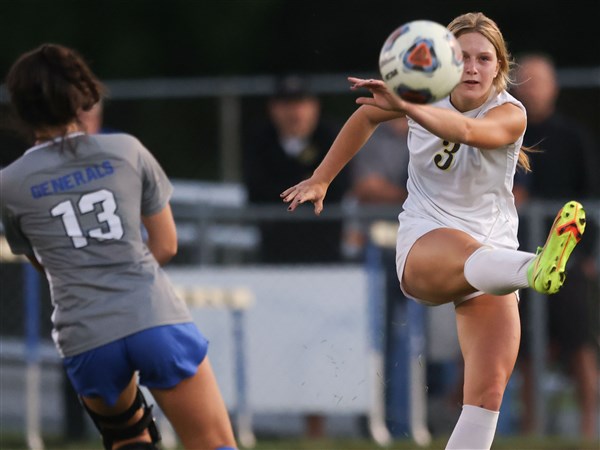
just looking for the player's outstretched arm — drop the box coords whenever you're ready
[352,78,526,149]
[282,80,402,215]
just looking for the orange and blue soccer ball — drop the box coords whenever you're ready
[379,20,464,104]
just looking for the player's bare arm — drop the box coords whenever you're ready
[281,100,398,215]
[142,203,177,265]
[354,77,526,149]
[400,101,526,149]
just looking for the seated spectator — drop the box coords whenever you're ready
[511,53,599,439]
[243,74,349,264]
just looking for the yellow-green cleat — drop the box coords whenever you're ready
[527,201,586,294]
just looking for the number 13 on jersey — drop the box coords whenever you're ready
[50,189,124,248]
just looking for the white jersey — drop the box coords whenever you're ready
[401,90,526,250]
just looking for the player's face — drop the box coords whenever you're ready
[453,32,499,109]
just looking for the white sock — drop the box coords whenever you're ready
[463,246,535,295]
[446,404,499,450]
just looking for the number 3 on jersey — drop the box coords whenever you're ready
[433,140,460,170]
[50,189,124,248]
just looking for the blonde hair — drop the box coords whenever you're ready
[448,12,531,172]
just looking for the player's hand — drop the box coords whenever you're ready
[348,77,408,112]
[280,178,328,215]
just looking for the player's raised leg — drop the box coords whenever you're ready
[527,200,586,294]
[461,201,586,297]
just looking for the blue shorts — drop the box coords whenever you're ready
[63,323,208,406]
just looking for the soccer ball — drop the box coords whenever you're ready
[379,20,464,104]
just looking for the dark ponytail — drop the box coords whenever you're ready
[5,43,106,133]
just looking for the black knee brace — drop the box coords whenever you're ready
[82,388,162,450]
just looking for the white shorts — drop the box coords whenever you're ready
[394,211,485,307]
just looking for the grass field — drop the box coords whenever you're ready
[1,435,598,450]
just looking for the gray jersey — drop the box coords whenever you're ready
[1,132,192,357]
[351,121,409,190]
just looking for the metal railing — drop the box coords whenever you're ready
[2,69,599,181]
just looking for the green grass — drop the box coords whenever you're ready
[1,435,598,450]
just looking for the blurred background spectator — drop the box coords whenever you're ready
[350,117,409,206]
[242,74,350,438]
[344,117,410,260]
[242,74,349,265]
[348,117,410,435]
[511,53,600,440]
[345,117,410,257]
[348,117,462,436]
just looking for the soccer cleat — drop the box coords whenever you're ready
[527,201,586,294]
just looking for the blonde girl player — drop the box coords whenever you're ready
[1,44,237,450]
[281,12,586,450]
